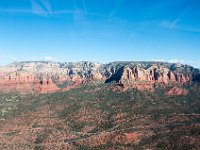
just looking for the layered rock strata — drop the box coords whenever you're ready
[0,61,199,93]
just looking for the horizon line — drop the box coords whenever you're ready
[1,60,199,68]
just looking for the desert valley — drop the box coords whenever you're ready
[0,61,199,149]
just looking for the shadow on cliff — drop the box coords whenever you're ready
[193,73,200,82]
[105,67,124,83]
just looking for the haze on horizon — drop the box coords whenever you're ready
[0,0,200,68]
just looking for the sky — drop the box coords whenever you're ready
[0,0,200,68]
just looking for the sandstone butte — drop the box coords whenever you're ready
[0,61,199,95]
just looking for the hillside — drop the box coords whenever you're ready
[0,84,199,149]
[0,61,199,149]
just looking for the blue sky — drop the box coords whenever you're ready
[0,0,200,67]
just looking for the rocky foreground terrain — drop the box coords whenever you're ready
[0,61,199,94]
[0,61,200,149]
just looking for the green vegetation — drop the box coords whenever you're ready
[0,84,199,149]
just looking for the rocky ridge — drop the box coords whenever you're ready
[0,61,199,93]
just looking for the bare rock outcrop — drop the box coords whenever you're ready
[0,61,199,94]
[104,62,198,88]
[166,87,188,96]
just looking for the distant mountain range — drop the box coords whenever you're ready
[0,61,199,93]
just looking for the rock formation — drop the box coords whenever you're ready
[0,61,199,93]
[166,87,188,96]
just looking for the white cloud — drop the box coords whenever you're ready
[168,59,184,64]
[160,20,200,33]
[159,7,200,33]
[31,0,49,17]
[151,59,165,62]
[167,59,200,68]
[169,18,180,29]
[186,61,200,68]
[44,56,57,61]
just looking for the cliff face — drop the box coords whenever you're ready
[104,62,200,85]
[0,61,199,93]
